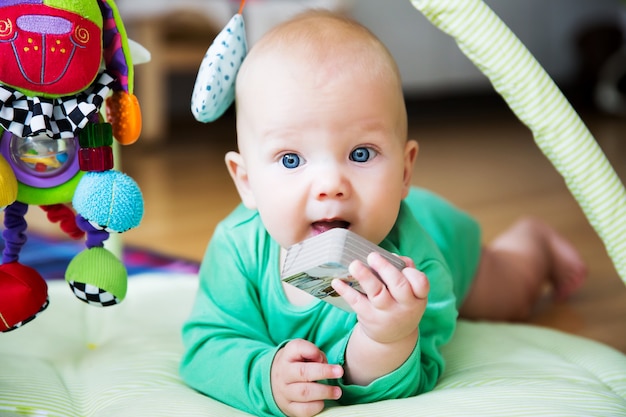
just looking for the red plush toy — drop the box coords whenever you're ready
[0,0,144,332]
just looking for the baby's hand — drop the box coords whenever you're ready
[333,252,429,344]
[271,339,343,417]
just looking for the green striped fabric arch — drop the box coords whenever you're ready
[411,0,626,284]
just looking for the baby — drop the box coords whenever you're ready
[180,10,587,417]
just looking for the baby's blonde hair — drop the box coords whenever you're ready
[236,9,404,104]
[234,10,408,144]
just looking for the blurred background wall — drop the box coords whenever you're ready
[353,0,623,95]
[116,0,626,143]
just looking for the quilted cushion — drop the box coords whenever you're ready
[0,274,624,416]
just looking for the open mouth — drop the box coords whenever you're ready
[311,220,350,235]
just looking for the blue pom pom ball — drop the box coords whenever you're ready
[73,171,144,232]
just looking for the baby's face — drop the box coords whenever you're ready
[235,54,416,248]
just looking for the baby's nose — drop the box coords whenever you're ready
[314,168,350,200]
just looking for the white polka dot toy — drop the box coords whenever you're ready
[191,8,247,123]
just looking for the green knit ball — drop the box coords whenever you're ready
[66,247,127,305]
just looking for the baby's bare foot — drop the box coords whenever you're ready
[497,217,587,304]
[459,217,587,321]
[542,224,588,301]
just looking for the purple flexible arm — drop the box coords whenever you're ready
[99,0,129,93]
[2,201,28,263]
[76,215,109,249]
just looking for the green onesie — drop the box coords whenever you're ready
[180,187,481,416]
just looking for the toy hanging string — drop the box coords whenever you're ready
[239,0,246,15]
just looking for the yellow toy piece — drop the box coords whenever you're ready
[0,155,17,208]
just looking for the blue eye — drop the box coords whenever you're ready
[350,147,375,163]
[281,153,302,169]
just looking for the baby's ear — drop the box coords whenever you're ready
[225,151,257,209]
[402,140,419,197]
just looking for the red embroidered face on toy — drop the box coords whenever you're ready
[0,1,103,97]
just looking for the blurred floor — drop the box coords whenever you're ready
[25,93,626,353]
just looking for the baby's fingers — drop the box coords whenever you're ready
[333,259,391,311]
[367,252,429,303]
[331,276,369,312]
[349,257,388,300]
[273,340,343,416]
[402,267,430,299]
[282,382,341,417]
[285,381,342,403]
[282,362,342,416]
[397,255,416,269]
[289,361,343,384]
[282,339,327,364]
[278,340,344,383]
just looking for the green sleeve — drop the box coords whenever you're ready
[179,221,285,417]
[404,187,481,305]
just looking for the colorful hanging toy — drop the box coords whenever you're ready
[0,0,144,332]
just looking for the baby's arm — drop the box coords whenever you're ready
[181,224,289,417]
[332,253,429,385]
